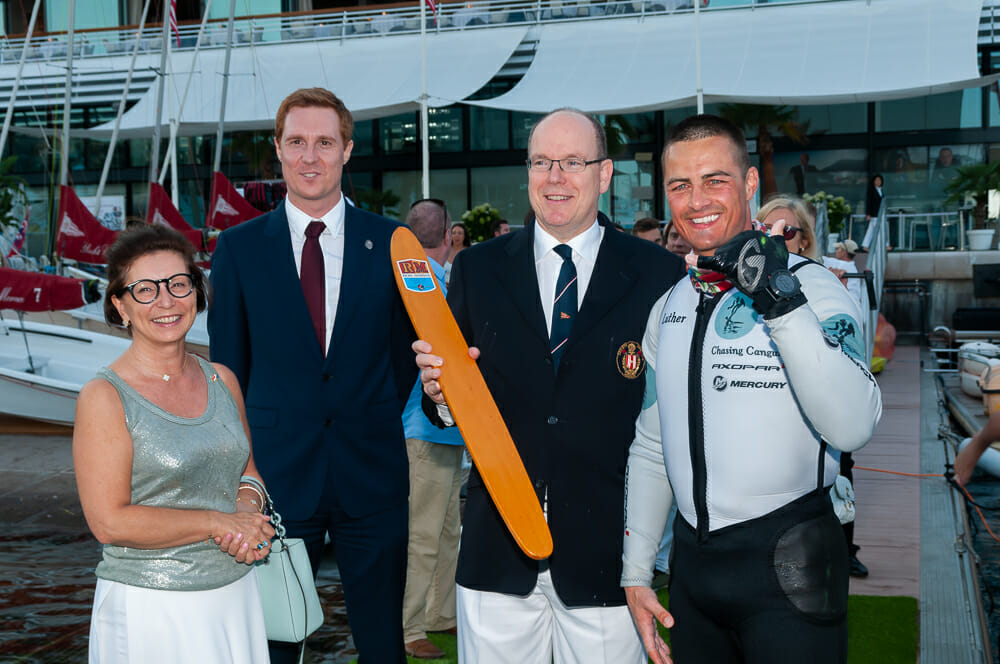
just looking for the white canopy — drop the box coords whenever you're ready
[86,27,528,137]
[468,0,989,114]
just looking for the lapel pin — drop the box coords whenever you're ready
[365,239,374,250]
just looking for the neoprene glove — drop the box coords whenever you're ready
[697,229,807,319]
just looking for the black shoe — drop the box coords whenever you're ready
[849,555,869,578]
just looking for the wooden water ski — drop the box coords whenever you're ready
[391,226,553,560]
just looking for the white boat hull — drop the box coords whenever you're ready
[0,319,132,425]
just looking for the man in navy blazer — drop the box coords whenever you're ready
[417,109,686,663]
[209,88,415,664]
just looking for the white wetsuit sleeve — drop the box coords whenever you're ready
[621,289,674,588]
[767,262,882,453]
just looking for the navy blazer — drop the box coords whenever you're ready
[208,203,416,521]
[435,218,685,607]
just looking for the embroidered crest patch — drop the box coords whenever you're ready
[395,259,436,293]
[616,341,645,379]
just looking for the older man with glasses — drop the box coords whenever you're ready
[414,108,685,663]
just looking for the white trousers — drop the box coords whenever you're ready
[456,569,645,664]
[89,571,270,663]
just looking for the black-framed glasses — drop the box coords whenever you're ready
[526,157,606,173]
[121,273,194,304]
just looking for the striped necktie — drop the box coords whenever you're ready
[550,244,577,370]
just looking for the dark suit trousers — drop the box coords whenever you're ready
[268,479,409,664]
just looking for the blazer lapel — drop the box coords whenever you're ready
[500,222,549,347]
[264,207,326,359]
[570,221,641,345]
[328,204,374,362]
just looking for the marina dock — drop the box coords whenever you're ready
[0,344,991,662]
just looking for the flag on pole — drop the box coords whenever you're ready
[55,186,118,264]
[206,171,264,231]
[170,0,181,47]
[425,0,438,25]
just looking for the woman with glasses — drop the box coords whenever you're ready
[756,195,821,260]
[74,224,273,663]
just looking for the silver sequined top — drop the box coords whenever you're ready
[94,356,253,591]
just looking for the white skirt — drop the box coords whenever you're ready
[89,570,270,663]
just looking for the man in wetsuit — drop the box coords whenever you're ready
[620,114,882,664]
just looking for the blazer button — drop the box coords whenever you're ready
[547,415,558,425]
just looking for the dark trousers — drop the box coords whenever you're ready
[669,492,849,664]
[268,480,409,664]
[840,452,860,556]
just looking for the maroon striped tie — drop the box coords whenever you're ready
[301,221,326,352]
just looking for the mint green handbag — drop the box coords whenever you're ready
[255,496,324,644]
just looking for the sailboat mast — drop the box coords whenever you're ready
[213,0,238,173]
[0,0,42,159]
[95,0,154,210]
[150,0,172,182]
[59,1,76,188]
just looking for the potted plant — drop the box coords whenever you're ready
[461,203,501,244]
[944,161,1000,250]
[803,191,851,252]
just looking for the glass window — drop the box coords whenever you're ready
[609,155,656,225]
[470,107,510,151]
[352,120,374,157]
[876,89,982,131]
[795,103,867,134]
[928,144,985,202]
[381,113,418,155]
[207,0,281,19]
[83,139,126,171]
[382,169,467,222]
[428,106,463,152]
[470,165,529,226]
[873,146,931,212]
[343,171,373,205]
[8,133,48,173]
[511,112,544,151]
[46,0,118,31]
[605,113,657,151]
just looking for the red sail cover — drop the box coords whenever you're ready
[206,171,262,230]
[146,181,205,251]
[55,185,117,264]
[0,267,91,312]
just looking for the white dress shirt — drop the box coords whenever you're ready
[285,196,346,352]
[437,218,605,426]
[533,218,604,336]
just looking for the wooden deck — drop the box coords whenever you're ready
[850,344,922,598]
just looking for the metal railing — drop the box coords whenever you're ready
[0,0,849,64]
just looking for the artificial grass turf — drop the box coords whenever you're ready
[361,591,919,664]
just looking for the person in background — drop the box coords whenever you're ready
[955,411,1000,486]
[209,87,417,664]
[860,174,884,252]
[445,222,472,285]
[75,224,273,663]
[790,152,817,196]
[492,218,512,237]
[756,195,820,260]
[401,199,466,660]
[662,220,693,257]
[632,217,663,243]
